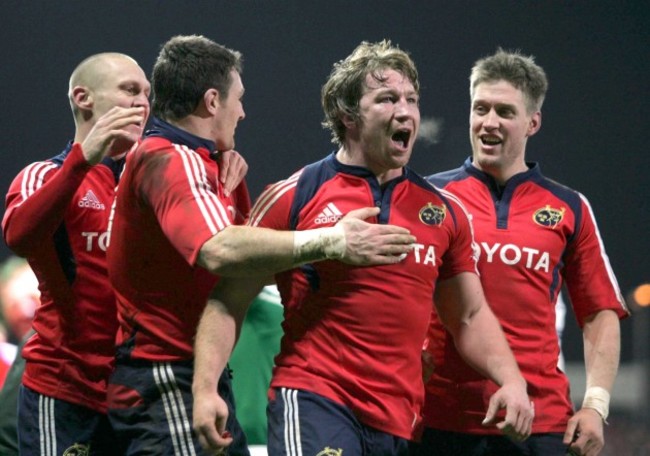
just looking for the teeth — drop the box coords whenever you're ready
[482,137,501,145]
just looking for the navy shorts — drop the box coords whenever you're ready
[108,358,249,456]
[18,384,116,456]
[267,387,408,456]
[409,427,569,456]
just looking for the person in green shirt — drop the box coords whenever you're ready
[229,285,283,445]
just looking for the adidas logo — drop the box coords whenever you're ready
[314,202,343,225]
[78,190,106,210]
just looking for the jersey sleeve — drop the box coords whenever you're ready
[230,179,252,225]
[437,189,480,281]
[247,173,300,230]
[563,193,629,326]
[2,144,91,256]
[136,145,234,266]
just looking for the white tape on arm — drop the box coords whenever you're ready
[582,386,610,423]
[293,224,346,261]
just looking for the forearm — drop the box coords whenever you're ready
[197,224,345,276]
[192,300,237,396]
[453,304,524,387]
[581,310,621,419]
[435,273,524,387]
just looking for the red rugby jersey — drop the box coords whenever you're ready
[422,158,629,434]
[106,118,250,362]
[2,143,122,412]
[249,153,478,440]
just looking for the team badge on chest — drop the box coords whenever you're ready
[419,203,446,226]
[533,205,565,228]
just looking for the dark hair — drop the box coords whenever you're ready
[152,35,243,120]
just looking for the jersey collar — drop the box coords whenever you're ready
[145,117,216,155]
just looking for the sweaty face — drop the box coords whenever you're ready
[91,57,151,140]
[469,80,540,182]
[214,70,245,152]
[352,69,420,181]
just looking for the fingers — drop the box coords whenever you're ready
[483,394,533,442]
[217,150,249,196]
[564,410,605,456]
[82,106,146,164]
[563,417,579,445]
[336,207,417,265]
[481,401,498,427]
[192,394,233,452]
[196,425,233,453]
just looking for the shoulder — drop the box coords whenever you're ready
[426,165,468,188]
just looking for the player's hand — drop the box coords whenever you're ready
[482,380,534,441]
[192,391,233,453]
[337,207,415,265]
[217,150,248,197]
[563,408,605,456]
[81,106,146,165]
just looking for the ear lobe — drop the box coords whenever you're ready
[341,113,356,130]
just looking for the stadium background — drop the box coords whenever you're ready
[1,1,648,451]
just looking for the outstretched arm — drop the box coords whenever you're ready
[197,206,416,276]
[435,272,533,441]
[192,276,268,452]
[563,309,620,456]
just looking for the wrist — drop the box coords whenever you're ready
[293,224,346,261]
[582,386,610,423]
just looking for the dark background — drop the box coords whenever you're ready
[1,2,647,363]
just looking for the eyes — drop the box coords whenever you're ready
[473,104,516,118]
[121,83,150,98]
[378,94,419,106]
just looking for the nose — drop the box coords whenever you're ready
[135,93,150,109]
[483,108,499,129]
[395,97,416,120]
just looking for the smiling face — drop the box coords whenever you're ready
[344,68,420,182]
[470,80,541,183]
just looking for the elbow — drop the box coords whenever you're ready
[3,228,32,257]
[197,240,239,276]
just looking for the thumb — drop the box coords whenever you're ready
[343,206,380,221]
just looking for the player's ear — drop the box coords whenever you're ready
[203,88,220,115]
[341,113,356,130]
[527,111,542,137]
[71,86,93,110]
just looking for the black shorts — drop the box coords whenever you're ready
[409,427,568,456]
[267,387,409,456]
[108,359,249,456]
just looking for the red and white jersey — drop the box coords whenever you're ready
[422,158,629,434]
[2,143,122,413]
[106,118,250,362]
[249,153,478,440]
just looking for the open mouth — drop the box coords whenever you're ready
[481,135,502,146]
[392,129,412,148]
